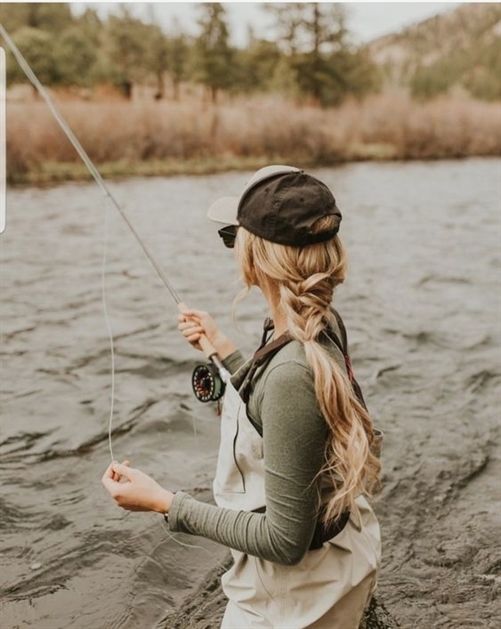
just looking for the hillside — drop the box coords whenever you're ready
[366,3,501,99]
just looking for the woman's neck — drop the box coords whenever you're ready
[261,281,288,338]
[269,302,288,338]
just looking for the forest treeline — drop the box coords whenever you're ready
[0,2,382,106]
[2,3,500,183]
[2,3,500,105]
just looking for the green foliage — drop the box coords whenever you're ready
[167,27,189,99]
[145,23,170,98]
[53,27,98,86]
[464,47,501,102]
[29,3,73,32]
[0,3,73,33]
[233,38,282,93]
[380,4,501,101]
[292,53,345,105]
[341,49,383,98]
[265,2,380,106]
[191,3,235,101]
[409,65,450,100]
[0,4,34,32]
[1,0,493,107]
[75,8,103,48]
[410,34,501,101]
[6,26,57,85]
[268,56,302,100]
[104,10,150,97]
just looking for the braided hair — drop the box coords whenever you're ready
[232,215,381,527]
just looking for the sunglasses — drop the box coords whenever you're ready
[217,224,239,249]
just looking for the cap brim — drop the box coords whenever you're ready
[207,196,239,226]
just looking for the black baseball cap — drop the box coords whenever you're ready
[207,164,342,247]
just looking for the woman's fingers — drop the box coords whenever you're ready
[181,328,203,340]
[112,462,134,480]
[178,321,203,334]
[102,462,118,491]
[107,461,133,482]
[177,313,202,326]
[183,329,204,340]
[103,461,115,479]
[104,460,125,482]
[180,308,208,319]
[177,308,211,351]
[178,318,200,326]
[178,320,204,347]
[101,460,135,498]
[115,459,130,482]
[177,312,201,322]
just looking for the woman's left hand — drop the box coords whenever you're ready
[101,460,174,513]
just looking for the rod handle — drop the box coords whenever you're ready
[178,301,218,360]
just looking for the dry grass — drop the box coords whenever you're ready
[6,91,501,183]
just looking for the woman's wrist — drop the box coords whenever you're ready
[154,488,175,514]
[213,334,237,360]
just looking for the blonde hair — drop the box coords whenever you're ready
[233,215,381,527]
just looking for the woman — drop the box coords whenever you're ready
[102,164,383,628]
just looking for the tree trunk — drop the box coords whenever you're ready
[311,3,322,106]
[121,80,133,100]
[155,72,164,100]
[173,80,180,101]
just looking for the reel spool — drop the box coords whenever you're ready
[192,362,226,402]
[179,304,229,404]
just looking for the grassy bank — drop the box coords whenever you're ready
[7,92,501,184]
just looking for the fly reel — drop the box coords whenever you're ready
[192,362,226,402]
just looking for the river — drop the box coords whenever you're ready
[1,158,500,628]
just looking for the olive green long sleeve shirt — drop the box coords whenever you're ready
[167,324,348,566]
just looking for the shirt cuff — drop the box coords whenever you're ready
[167,489,192,532]
[221,349,246,375]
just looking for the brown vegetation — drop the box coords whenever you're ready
[7,91,501,184]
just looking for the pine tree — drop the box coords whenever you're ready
[167,18,188,101]
[105,8,149,99]
[264,2,377,106]
[192,3,234,103]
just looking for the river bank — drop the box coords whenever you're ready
[7,92,501,185]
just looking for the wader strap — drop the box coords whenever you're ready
[242,309,368,411]
[240,309,347,404]
[239,324,294,404]
[330,306,348,354]
[326,307,369,412]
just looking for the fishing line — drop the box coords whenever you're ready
[0,23,184,464]
[1,24,231,560]
[0,23,181,305]
[124,519,230,577]
[160,525,230,573]
[100,195,115,462]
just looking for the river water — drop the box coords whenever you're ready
[1,158,500,628]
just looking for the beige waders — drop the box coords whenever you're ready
[213,376,382,629]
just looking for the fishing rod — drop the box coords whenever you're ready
[0,24,230,402]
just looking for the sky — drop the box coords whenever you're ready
[72,1,463,45]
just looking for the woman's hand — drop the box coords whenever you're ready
[101,460,174,513]
[177,306,236,359]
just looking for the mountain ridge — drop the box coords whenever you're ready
[364,3,501,99]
